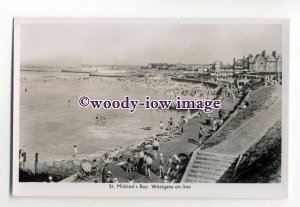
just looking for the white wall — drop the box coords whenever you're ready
[1,0,300,206]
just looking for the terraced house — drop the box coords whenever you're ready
[233,50,282,83]
[248,50,282,73]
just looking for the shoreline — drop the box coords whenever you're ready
[20,70,216,163]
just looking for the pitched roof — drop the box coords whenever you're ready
[276,55,282,61]
[266,55,276,62]
[252,54,266,63]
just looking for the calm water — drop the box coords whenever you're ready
[20,70,185,161]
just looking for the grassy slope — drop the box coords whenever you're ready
[233,119,281,183]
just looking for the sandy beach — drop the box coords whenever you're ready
[20,68,215,162]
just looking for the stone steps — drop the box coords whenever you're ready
[190,166,234,176]
[191,163,233,172]
[186,176,216,183]
[189,169,223,180]
[196,152,236,162]
[183,151,238,183]
[193,159,233,168]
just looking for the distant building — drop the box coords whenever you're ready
[233,50,282,83]
[233,50,282,73]
[220,64,234,78]
[212,61,233,78]
[148,63,170,70]
[248,50,282,73]
[233,56,249,74]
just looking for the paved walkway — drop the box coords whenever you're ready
[105,98,239,183]
[205,86,281,156]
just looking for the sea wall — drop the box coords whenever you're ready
[171,77,202,84]
[24,159,83,177]
[170,77,222,95]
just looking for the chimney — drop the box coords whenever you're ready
[272,51,277,58]
[262,50,266,58]
[248,54,253,61]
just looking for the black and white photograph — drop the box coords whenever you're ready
[12,19,288,197]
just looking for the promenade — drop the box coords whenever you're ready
[91,97,238,183]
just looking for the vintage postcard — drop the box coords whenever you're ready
[13,18,289,197]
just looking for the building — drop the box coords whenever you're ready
[233,57,249,74]
[248,50,282,73]
[233,50,282,83]
[148,63,170,70]
[212,61,234,78]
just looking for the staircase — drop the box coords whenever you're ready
[181,151,238,183]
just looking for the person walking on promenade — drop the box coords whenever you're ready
[126,156,133,174]
[138,150,145,172]
[146,155,153,179]
[169,117,173,131]
[19,149,24,170]
[159,121,164,133]
[179,117,184,134]
[102,163,109,183]
[212,118,218,132]
[206,114,211,125]
[133,154,139,171]
[218,109,224,119]
[167,156,173,175]
[21,145,27,170]
[152,138,160,159]
[106,171,113,183]
[73,145,78,157]
[159,153,165,178]
[143,154,148,175]
[198,126,205,146]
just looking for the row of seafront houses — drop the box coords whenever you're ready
[144,50,282,87]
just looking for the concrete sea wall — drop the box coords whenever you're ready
[24,159,83,177]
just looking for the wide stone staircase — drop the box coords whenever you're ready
[182,151,238,183]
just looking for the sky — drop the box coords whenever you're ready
[20,22,282,66]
